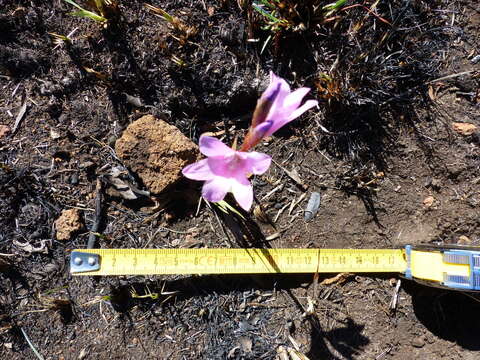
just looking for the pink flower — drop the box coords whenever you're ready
[241,72,318,151]
[182,136,271,211]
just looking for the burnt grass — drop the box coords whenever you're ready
[1,0,480,359]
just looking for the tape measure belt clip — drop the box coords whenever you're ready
[443,250,480,290]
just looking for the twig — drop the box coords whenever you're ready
[20,327,45,360]
[427,70,475,84]
[288,193,307,216]
[273,203,289,223]
[261,184,283,201]
[389,279,401,311]
[87,178,103,249]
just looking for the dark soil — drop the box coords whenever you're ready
[1,0,479,359]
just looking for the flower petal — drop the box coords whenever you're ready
[199,136,234,157]
[270,71,291,93]
[202,177,231,203]
[231,177,253,211]
[266,74,291,121]
[287,99,318,121]
[207,155,238,177]
[283,87,311,112]
[245,152,271,175]
[182,159,214,181]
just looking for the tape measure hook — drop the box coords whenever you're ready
[71,251,101,274]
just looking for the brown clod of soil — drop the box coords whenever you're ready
[115,115,199,194]
[452,122,478,136]
[0,125,11,138]
[55,209,84,241]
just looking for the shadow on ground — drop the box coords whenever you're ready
[405,281,480,351]
[105,274,370,359]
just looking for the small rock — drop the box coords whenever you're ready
[425,177,441,191]
[79,161,95,169]
[43,263,59,273]
[304,192,321,221]
[0,125,11,138]
[471,54,480,64]
[50,128,61,140]
[70,173,79,185]
[423,196,435,208]
[452,122,478,136]
[457,235,472,245]
[238,336,252,353]
[411,336,425,348]
[431,178,441,191]
[115,115,200,194]
[55,209,84,241]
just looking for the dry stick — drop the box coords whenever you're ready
[87,178,103,249]
[427,70,475,84]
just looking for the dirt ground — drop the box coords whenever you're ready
[1,0,479,359]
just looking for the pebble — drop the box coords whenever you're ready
[238,336,252,353]
[70,173,79,185]
[43,263,59,273]
[457,235,471,245]
[304,192,321,221]
[452,122,478,136]
[50,128,61,140]
[0,125,11,138]
[411,336,425,348]
[471,54,480,64]
[423,196,435,208]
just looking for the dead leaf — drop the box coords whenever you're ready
[13,239,49,254]
[104,166,150,200]
[428,85,436,101]
[253,204,271,224]
[82,66,109,82]
[320,272,353,285]
[452,122,478,136]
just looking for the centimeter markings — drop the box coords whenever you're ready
[72,248,407,276]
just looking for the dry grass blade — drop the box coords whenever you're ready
[20,328,45,360]
[12,98,27,134]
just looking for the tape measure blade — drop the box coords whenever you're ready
[71,248,407,276]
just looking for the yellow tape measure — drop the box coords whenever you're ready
[70,246,480,291]
[71,248,406,276]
